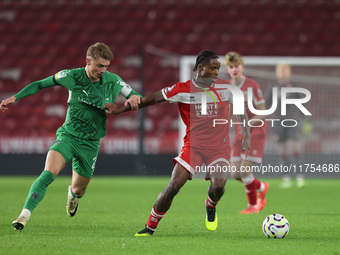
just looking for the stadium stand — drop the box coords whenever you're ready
[0,0,339,154]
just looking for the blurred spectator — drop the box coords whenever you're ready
[267,62,305,188]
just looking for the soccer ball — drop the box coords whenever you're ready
[262,213,289,238]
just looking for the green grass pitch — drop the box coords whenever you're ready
[0,177,339,255]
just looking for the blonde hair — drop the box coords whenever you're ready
[275,61,292,79]
[86,42,113,61]
[276,61,291,72]
[224,51,244,67]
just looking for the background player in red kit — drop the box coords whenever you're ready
[105,50,251,235]
[225,51,269,214]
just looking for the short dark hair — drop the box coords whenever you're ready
[86,42,113,61]
[193,50,219,71]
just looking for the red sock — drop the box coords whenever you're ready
[292,152,300,163]
[244,177,261,206]
[253,178,261,190]
[205,196,220,209]
[146,206,166,230]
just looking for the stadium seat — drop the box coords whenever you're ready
[0,0,338,152]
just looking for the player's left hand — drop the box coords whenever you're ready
[0,96,16,112]
[125,95,141,110]
[104,103,122,115]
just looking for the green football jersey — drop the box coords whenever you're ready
[15,68,140,140]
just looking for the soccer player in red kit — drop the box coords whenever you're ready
[225,52,269,214]
[105,50,251,235]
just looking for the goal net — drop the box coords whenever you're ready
[179,56,340,178]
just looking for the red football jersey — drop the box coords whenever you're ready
[230,77,267,135]
[162,79,233,150]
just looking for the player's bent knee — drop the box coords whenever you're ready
[212,176,227,191]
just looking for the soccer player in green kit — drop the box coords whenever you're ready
[0,42,141,231]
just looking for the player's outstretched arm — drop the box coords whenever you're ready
[105,90,165,115]
[0,96,16,112]
[1,77,57,112]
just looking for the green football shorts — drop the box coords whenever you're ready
[49,128,100,178]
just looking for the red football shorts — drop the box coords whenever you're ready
[173,145,231,179]
[231,127,266,164]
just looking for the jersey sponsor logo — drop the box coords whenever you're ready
[55,70,70,80]
[77,97,103,110]
[195,103,219,117]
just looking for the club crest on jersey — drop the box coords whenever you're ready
[218,92,226,101]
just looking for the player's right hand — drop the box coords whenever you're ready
[0,96,16,112]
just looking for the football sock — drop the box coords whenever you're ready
[258,182,265,192]
[18,208,31,221]
[69,186,85,199]
[205,196,220,209]
[146,206,166,230]
[23,170,55,212]
[242,174,261,206]
[69,186,76,199]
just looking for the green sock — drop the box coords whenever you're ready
[69,186,85,199]
[23,170,55,212]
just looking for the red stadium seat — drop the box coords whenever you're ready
[0,0,338,141]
